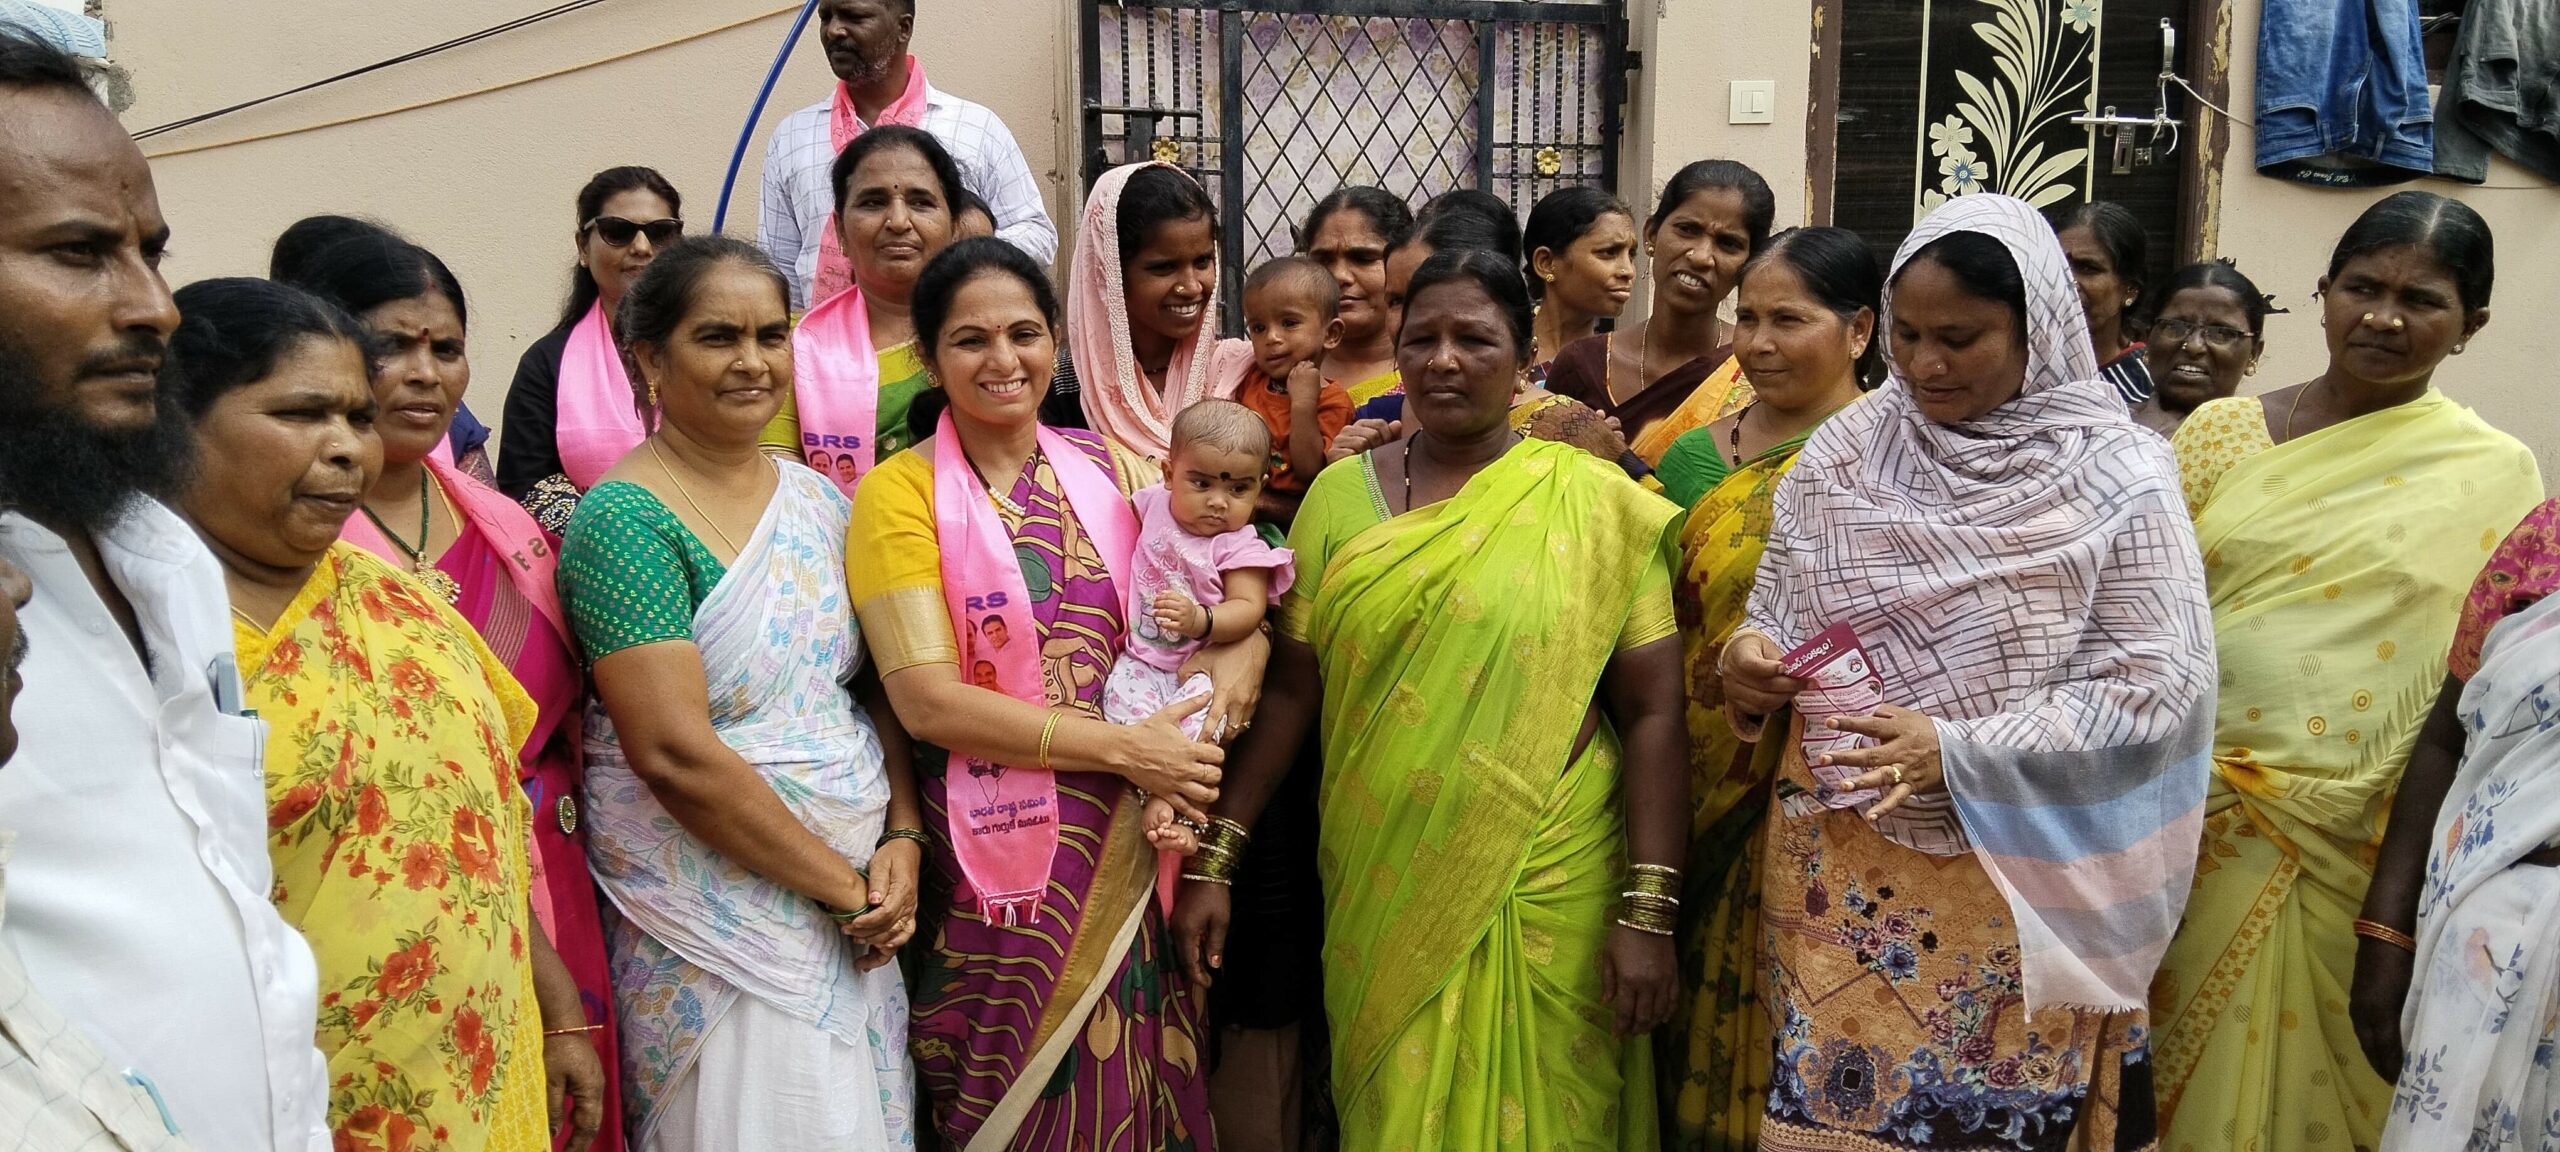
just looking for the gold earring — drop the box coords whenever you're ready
[1541,270,1556,282]
[647,381,660,407]
[2453,342,2467,354]
[2244,363,2258,376]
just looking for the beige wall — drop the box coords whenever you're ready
[1621,0,1816,319]
[105,0,1072,425]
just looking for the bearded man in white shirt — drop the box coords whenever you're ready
[0,31,331,1152]
[757,0,1057,310]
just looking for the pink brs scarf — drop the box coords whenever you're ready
[932,410,1137,924]
[552,301,646,490]
[789,286,882,498]
[813,57,931,305]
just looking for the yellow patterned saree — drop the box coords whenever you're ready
[1282,438,1680,1151]
[1661,432,1809,1151]
[235,544,548,1152]
[2153,392,2543,1152]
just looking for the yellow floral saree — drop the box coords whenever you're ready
[235,543,548,1152]
[1660,430,1812,1151]
[2153,392,2543,1152]
[1283,437,1681,1150]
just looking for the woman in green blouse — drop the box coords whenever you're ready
[553,236,921,1147]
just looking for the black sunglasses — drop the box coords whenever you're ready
[583,216,683,247]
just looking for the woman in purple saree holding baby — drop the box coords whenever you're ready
[1719,194,2215,1152]
[848,237,1266,1150]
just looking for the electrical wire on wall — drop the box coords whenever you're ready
[134,0,613,141]
[137,3,803,161]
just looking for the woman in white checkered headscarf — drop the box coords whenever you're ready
[1721,193,2215,1151]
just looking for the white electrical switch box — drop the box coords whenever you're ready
[1729,80,1776,125]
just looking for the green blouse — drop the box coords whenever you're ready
[1653,424,1735,510]
[557,480,730,660]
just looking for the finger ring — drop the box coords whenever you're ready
[1888,765,1905,785]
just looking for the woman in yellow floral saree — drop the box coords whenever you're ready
[170,278,598,1152]
[2153,192,2544,1152]
[1175,250,1691,1151]
[1657,226,1881,1152]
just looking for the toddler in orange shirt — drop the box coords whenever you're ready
[1234,256,1354,525]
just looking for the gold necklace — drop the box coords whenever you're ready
[2283,379,2323,442]
[647,439,744,554]
[1609,323,1656,409]
[359,469,462,602]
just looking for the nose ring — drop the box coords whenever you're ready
[732,360,746,370]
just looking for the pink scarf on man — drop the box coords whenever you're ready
[813,57,932,305]
[790,286,882,499]
[552,302,647,490]
[1068,161,1255,460]
[932,410,1137,925]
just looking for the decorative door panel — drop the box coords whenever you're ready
[1832,0,2187,288]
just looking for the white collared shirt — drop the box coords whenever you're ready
[758,79,1059,310]
[0,506,330,1152]
[0,833,194,1151]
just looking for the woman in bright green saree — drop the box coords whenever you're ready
[1173,248,1691,1151]
[1653,227,1881,1151]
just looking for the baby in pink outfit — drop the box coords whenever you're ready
[1102,401,1296,900]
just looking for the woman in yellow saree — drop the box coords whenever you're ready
[2153,191,2545,1152]
[1175,249,1691,1150]
[168,278,602,1152]
[1656,226,1881,1151]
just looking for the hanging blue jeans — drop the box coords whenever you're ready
[2256,0,2436,185]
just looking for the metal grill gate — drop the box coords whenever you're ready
[1079,0,1627,328]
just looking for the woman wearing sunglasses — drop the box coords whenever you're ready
[498,166,686,531]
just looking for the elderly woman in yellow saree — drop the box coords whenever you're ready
[1175,248,1691,1150]
[1654,226,1880,1151]
[168,277,606,1152]
[2151,191,2545,1151]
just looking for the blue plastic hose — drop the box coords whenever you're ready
[712,0,823,233]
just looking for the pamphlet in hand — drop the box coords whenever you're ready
[1782,623,1885,812]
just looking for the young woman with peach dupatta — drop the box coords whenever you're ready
[1066,161,1256,462]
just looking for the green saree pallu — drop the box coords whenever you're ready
[1287,439,1681,1151]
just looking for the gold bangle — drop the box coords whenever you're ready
[1178,871,1234,887]
[543,1023,605,1037]
[1037,710,1062,771]
[1615,916,1676,937]
[2352,918,2418,953]
[1187,818,1253,884]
